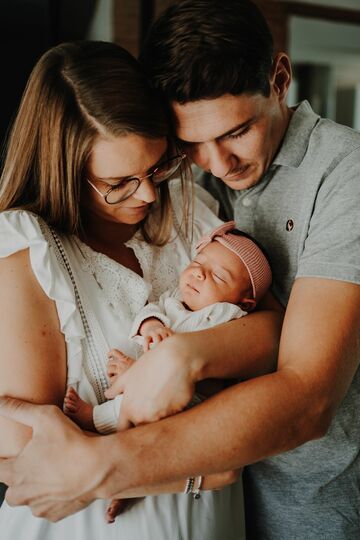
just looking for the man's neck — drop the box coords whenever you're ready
[272,104,294,163]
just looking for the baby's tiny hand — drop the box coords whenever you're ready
[142,325,174,352]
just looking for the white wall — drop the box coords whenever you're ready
[289,15,360,87]
[289,16,360,67]
[288,14,360,126]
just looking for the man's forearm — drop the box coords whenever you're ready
[176,308,283,383]
[93,368,325,500]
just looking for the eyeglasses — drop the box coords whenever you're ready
[87,153,186,205]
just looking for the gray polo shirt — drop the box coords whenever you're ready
[197,101,360,539]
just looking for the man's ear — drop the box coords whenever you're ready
[239,298,256,312]
[270,52,292,102]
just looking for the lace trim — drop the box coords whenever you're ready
[71,234,180,309]
[126,236,180,301]
[73,238,151,319]
[40,223,109,404]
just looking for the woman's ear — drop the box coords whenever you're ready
[239,298,256,312]
[270,52,292,102]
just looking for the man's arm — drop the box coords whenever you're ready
[105,291,283,415]
[101,276,360,488]
[1,277,358,521]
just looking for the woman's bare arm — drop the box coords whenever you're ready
[0,249,67,457]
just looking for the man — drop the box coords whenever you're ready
[1,1,360,538]
[139,3,360,537]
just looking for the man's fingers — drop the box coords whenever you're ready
[105,376,125,399]
[5,489,83,522]
[143,337,151,351]
[0,457,14,487]
[116,412,132,431]
[0,397,44,428]
[6,485,50,509]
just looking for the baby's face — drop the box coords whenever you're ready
[179,241,253,311]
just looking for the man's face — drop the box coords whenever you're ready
[172,90,290,191]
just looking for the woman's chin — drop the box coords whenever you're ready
[113,206,150,224]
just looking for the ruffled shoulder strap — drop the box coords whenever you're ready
[0,210,84,385]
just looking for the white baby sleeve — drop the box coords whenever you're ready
[93,395,123,434]
[129,289,173,338]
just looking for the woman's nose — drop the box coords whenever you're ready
[133,176,157,203]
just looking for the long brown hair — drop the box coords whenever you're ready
[0,41,190,244]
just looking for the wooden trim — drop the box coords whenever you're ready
[254,1,289,52]
[113,0,140,57]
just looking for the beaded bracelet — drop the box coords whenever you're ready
[184,476,203,499]
[184,477,195,494]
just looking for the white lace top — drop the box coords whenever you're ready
[0,182,222,405]
[0,182,246,540]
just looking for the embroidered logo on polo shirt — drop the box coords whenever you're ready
[286,219,294,232]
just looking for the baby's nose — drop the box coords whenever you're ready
[193,267,205,280]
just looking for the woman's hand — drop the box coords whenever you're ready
[105,334,198,429]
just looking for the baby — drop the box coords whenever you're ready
[130,220,271,352]
[64,221,272,519]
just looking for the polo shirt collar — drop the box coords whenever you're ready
[272,100,320,168]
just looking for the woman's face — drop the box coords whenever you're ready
[84,133,168,225]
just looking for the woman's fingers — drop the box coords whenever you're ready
[0,457,15,488]
[203,469,242,490]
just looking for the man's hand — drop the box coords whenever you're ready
[105,335,196,429]
[0,397,105,522]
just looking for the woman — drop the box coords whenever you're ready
[0,41,245,539]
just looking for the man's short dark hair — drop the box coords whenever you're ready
[141,0,274,103]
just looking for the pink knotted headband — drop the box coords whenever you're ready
[196,221,272,303]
